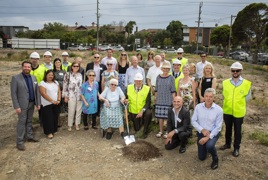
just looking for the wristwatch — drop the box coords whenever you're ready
[142,108,146,112]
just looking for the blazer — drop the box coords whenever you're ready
[167,106,192,133]
[11,73,41,110]
[85,62,107,82]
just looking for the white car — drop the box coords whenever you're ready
[112,46,124,51]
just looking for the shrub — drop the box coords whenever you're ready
[249,131,268,146]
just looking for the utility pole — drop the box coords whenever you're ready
[96,0,100,52]
[196,2,203,54]
[227,15,236,58]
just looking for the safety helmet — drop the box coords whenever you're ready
[173,59,181,65]
[177,48,184,53]
[62,51,69,56]
[30,52,40,59]
[44,51,52,57]
[230,62,243,70]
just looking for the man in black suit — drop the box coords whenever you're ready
[11,61,41,151]
[165,96,192,153]
[85,53,107,115]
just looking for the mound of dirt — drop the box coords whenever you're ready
[122,140,162,162]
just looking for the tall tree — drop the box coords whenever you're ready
[166,20,183,46]
[210,25,230,57]
[125,21,136,38]
[43,22,67,32]
[232,3,268,63]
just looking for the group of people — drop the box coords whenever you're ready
[11,48,251,170]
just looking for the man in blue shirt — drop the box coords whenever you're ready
[191,88,223,170]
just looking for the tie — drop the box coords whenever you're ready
[175,74,178,78]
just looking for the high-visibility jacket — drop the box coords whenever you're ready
[30,65,46,84]
[62,62,72,71]
[222,79,251,118]
[127,84,150,114]
[174,73,184,92]
[40,63,53,71]
[172,57,188,72]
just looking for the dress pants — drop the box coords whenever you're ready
[196,132,219,161]
[223,114,244,150]
[129,109,152,135]
[17,102,34,145]
[165,131,191,150]
[42,104,58,135]
[68,99,82,127]
[82,112,97,127]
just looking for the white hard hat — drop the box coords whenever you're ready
[173,59,181,65]
[177,48,184,53]
[62,51,69,56]
[230,62,243,70]
[44,51,52,57]
[30,52,40,59]
[134,73,143,80]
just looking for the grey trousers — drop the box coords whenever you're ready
[17,102,34,145]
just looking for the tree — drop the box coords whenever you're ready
[232,3,268,63]
[125,21,136,38]
[210,25,230,57]
[166,20,183,46]
[43,22,67,32]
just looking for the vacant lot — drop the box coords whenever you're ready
[0,50,267,180]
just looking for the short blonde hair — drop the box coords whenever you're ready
[202,63,215,77]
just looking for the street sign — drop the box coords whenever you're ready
[135,38,140,44]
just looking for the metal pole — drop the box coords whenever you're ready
[196,2,203,54]
[227,15,236,58]
[96,0,99,52]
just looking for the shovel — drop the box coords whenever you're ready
[122,103,135,145]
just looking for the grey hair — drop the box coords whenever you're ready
[86,70,95,76]
[109,78,118,85]
[204,88,216,95]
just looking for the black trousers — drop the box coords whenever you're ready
[165,131,192,150]
[223,114,244,150]
[82,112,97,127]
[41,104,58,135]
[129,109,152,135]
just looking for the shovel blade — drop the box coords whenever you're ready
[124,135,135,145]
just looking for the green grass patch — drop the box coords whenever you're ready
[249,131,268,146]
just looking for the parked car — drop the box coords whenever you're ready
[258,53,268,65]
[193,50,206,55]
[67,46,78,51]
[98,45,111,51]
[217,52,224,56]
[136,47,148,52]
[84,46,92,50]
[165,48,177,54]
[231,51,249,61]
[78,46,86,51]
[112,46,124,51]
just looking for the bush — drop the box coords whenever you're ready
[249,131,268,146]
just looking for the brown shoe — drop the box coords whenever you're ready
[17,144,25,151]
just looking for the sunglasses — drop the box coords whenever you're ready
[72,66,79,67]
[88,74,95,77]
[121,54,127,56]
[94,57,100,59]
[231,70,241,73]
[201,56,206,57]
[107,64,113,66]
[111,84,117,86]
[177,53,182,54]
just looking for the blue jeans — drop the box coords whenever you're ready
[196,132,219,161]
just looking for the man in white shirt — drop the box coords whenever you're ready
[125,56,145,87]
[101,48,117,70]
[196,53,211,80]
[147,55,163,94]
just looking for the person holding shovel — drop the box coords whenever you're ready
[125,73,152,139]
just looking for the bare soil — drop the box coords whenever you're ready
[0,50,267,180]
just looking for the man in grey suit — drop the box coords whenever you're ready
[165,96,192,153]
[11,61,41,151]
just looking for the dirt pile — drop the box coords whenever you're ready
[122,140,162,162]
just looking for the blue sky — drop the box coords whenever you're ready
[0,0,263,30]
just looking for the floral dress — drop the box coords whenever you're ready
[81,81,99,114]
[179,79,193,110]
[102,70,119,89]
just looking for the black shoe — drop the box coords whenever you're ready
[106,132,113,140]
[84,126,89,130]
[92,126,98,129]
[179,146,186,153]
[17,144,25,151]
[120,132,125,139]
[211,158,218,170]
[27,137,39,142]
[219,144,231,150]
[233,149,239,157]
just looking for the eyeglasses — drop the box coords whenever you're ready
[94,57,100,59]
[177,53,182,54]
[72,66,79,67]
[107,64,113,66]
[121,54,127,56]
[231,70,241,73]
[111,84,117,86]
[88,74,95,77]
[201,56,206,57]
